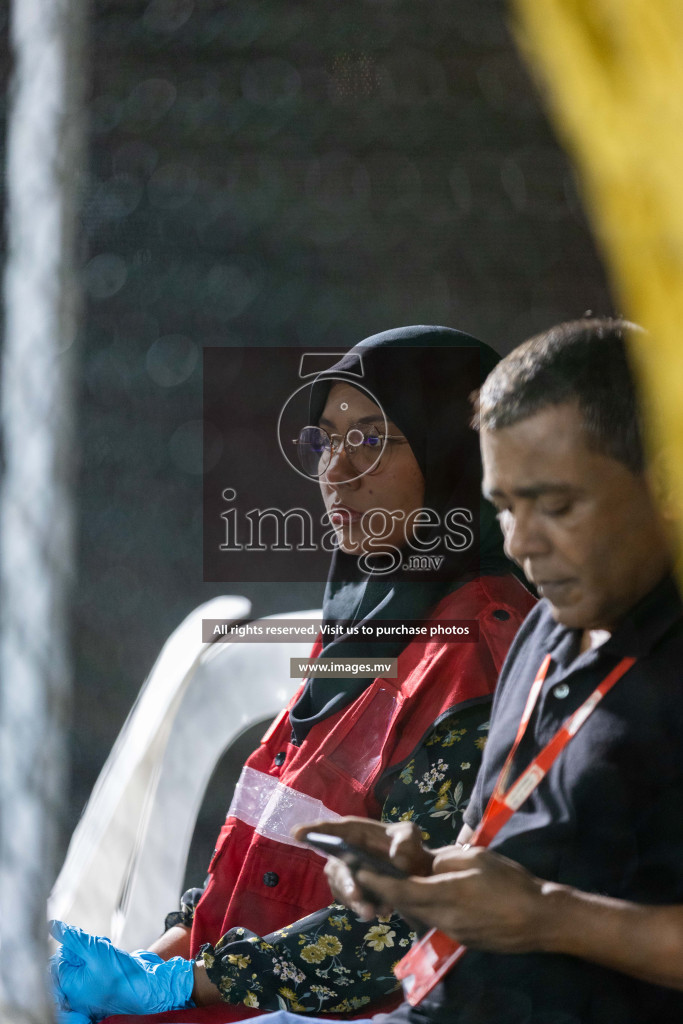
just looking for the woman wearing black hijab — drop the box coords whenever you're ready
[290,325,521,741]
[53,328,534,1024]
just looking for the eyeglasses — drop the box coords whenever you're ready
[292,424,408,479]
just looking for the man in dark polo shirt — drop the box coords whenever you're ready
[308,318,683,1023]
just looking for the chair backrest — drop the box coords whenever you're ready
[49,597,320,950]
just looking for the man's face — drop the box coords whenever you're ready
[481,402,671,632]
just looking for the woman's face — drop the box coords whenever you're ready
[318,383,425,555]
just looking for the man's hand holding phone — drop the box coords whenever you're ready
[292,818,434,921]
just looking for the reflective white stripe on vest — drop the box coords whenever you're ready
[227,766,343,849]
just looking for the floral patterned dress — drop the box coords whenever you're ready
[193,703,490,1015]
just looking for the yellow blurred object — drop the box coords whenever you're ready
[510,0,683,531]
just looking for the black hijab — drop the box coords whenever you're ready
[289,325,510,743]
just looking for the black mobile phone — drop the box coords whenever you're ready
[302,831,408,879]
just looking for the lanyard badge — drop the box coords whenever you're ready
[394,653,636,1005]
[393,929,467,1005]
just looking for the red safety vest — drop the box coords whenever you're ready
[105,576,534,1024]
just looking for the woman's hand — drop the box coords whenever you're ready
[292,818,434,920]
[49,920,195,1019]
[352,847,550,952]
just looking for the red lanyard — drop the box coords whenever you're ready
[471,653,635,847]
[394,652,636,1004]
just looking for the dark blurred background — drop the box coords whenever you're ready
[0,0,612,883]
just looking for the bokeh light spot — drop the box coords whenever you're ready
[146,334,198,387]
[144,0,194,34]
[85,254,128,299]
[170,419,222,475]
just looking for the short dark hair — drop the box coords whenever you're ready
[473,318,645,473]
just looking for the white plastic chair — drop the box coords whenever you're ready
[49,597,321,950]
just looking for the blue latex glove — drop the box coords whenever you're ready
[49,920,195,1020]
[55,1009,92,1024]
[51,964,93,1024]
